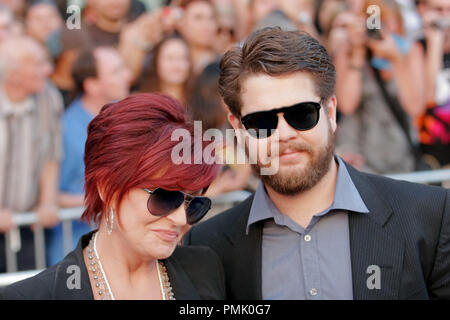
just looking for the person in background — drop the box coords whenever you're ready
[229,0,276,39]
[0,0,25,17]
[176,0,218,75]
[0,3,21,41]
[1,93,225,300]
[330,0,426,173]
[139,33,192,103]
[46,46,132,266]
[53,0,132,103]
[212,0,238,54]
[230,0,318,40]
[24,0,63,57]
[416,0,450,168]
[187,62,254,198]
[0,36,62,272]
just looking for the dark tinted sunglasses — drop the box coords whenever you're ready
[143,188,211,225]
[240,101,322,138]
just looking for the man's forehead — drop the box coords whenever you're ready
[240,72,319,114]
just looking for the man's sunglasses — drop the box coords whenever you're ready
[240,101,322,138]
[143,188,211,225]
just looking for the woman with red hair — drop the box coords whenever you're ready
[1,93,225,300]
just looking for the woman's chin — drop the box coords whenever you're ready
[147,243,177,260]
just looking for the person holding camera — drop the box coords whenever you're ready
[416,0,450,168]
[328,0,426,174]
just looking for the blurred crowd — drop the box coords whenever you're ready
[0,0,449,272]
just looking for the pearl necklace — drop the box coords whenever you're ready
[86,232,175,300]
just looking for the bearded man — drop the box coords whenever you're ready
[184,27,450,300]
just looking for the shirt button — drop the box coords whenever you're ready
[304,234,311,242]
[309,288,318,296]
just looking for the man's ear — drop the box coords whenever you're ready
[227,112,246,146]
[326,95,338,132]
[227,111,241,130]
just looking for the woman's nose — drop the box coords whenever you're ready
[166,204,188,226]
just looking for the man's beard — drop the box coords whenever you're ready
[247,124,335,196]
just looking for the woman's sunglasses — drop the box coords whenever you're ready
[143,188,211,225]
[240,101,322,138]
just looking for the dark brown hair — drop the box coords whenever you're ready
[187,62,227,131]
[139,33,192,102]
[71,48,97,96]
[218,27,336,117]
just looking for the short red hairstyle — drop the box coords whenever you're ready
[82,93,219,224]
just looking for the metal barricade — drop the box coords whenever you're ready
[3,207,85,274]
[385,168,450,185]
[0,191,251,278]
[0,168,448,288]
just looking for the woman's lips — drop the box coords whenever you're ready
[152,229,179,242]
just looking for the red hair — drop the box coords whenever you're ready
[82,93,219,225]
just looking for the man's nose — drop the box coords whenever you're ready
[276,113,297,141]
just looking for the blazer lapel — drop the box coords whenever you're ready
[164,255,201,300]
[346,164,404,299]
[224,195,263,300]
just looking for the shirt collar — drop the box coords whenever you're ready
[246,155,369,234]
[0,86,34,117]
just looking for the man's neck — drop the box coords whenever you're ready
[265,158,339,229]
[81,94,108,116]
[2,82,31,103]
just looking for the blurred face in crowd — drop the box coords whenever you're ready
[157,38,191,87]
[23,41,52,94]
[93,48,131,102]
[0,8,14,41]
[25,3,62,44]
[92,0,130,22]
[426,0,450,17]
[178,0,217,49]
[3,39,53,94]
[421,0,450,49]
[251,0,276,24]
[0,0,23,15]
[229,72,337,195]
[215,14,236,53]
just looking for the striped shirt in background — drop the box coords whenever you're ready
[0,83,63,212]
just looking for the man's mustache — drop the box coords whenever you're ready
[273,142,313,157]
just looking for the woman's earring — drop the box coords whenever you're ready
[106,207,114,235]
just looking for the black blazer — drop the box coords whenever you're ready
[0,231,226,300]
[185,163,450,300]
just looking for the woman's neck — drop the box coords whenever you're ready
[95,225,154,278]
[87,225,162,299]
